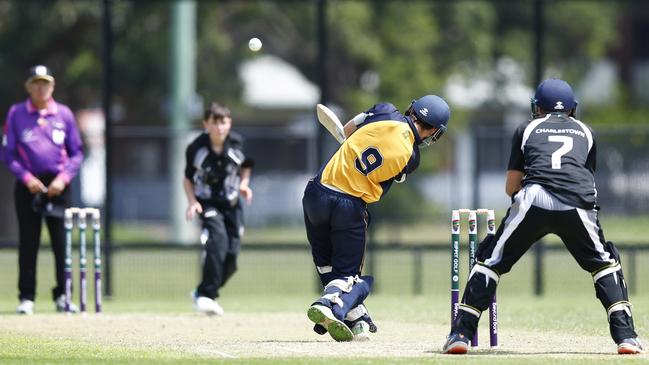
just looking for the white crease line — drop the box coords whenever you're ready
[212,351,237,359]
[275,346,307,353]
[194,348,237,358]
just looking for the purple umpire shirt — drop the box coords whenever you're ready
[3,98,83,185]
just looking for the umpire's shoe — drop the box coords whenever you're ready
[442,332,470,354]
[307,304,353,342]
[617,338,644,354]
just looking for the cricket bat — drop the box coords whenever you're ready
[316,104,345,144]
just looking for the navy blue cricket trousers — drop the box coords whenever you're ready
[302,179,369,286]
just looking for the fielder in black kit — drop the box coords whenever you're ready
[443,79,643,355]
[184,102,254,316]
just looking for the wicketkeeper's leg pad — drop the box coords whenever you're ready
[593,264,637,342]
[453,264,499,338]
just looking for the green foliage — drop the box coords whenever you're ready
[0,1,643,127]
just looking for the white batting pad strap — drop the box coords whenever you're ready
[317,265,333,274]
[458,304,481,318]
[325,277,355,293]
[593,264,621,283]
[322,293,343,307]
[469,265,500,286]
[345,304,368,321]
[607,301,632,319]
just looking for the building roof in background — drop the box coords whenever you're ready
[239,55,320,109]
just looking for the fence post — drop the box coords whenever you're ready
[534,240,544,296]
[627,246,637,295]
[413,246,422,295]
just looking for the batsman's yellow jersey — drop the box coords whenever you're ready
[320,119,416,203]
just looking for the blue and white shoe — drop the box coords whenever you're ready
[617,338,644,354]
[442,332,470,354]
[307,304,353,342]
[351,320,371,341]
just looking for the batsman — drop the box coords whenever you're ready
[303,95,451,341]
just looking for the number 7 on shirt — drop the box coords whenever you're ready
[316,104,345,144]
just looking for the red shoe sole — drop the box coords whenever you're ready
[618,346,642,355]
[445,344,468,354]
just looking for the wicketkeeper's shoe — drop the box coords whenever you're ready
[442,332,470,354]
[194,296,224,316]
[617,338,644,354]
[16,300,34,315]
[307,304,353,342]
[351,320,371,341]
[55,295,80,313]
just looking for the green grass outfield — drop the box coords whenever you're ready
[0,248,647,364]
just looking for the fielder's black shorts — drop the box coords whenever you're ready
[302,179,369,286]
[478,184,617,275]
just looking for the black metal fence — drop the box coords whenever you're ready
[1,241,646,297]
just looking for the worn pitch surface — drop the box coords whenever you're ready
[0,312,632,359]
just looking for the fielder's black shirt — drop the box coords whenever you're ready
[508,113,597,209]
[184,131,253,208]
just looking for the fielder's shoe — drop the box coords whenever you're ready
[617,338,644,354]
[307,304,353,342]
[442,332,470,354]
[194,296,224,316]
[16,300,34,315]
[55,295,80,313]
[351,320,371,341]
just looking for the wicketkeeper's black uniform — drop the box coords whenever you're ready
[452,112,638,344]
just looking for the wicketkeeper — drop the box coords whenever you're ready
[443,79,643,355]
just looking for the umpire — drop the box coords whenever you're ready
[183,102,254,316]
[2,65,83,314]
[443,79,643,355]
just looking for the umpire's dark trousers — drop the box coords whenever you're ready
[196,201,243,299]
[15,176,69,302]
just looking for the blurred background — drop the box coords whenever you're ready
[0,0,648,305]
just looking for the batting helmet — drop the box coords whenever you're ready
[531,79,578,115]
[407,95,451,146]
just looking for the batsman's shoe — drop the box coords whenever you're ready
[442,332,470,354]
[307,304,353,342]
[16,300,34,315]
[313,324,327,335]
[617,338,644,354]
[55,295,80,313]
[194,296,224,316]
[351,320,371,341]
